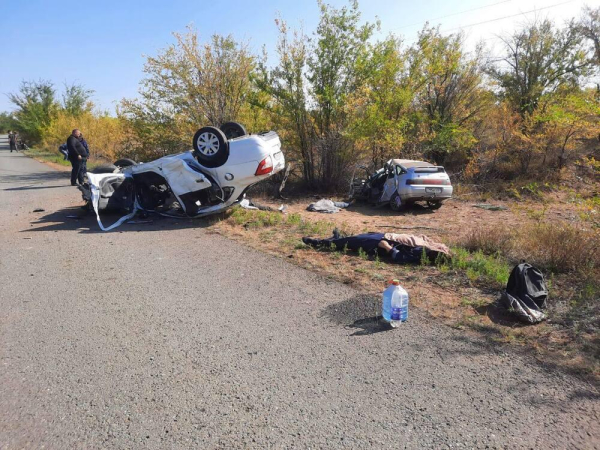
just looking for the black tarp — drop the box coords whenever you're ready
[500,263,548,324]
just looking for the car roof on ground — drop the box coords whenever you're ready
[392,159,435,168]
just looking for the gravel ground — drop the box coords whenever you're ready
[1,137,598,449]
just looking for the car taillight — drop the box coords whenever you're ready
[255,155,273,175]
[406,179,450,185]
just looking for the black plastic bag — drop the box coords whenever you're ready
[500,263,548,324]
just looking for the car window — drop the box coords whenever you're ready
[395,165,404,176]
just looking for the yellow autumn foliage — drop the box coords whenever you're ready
[43,109,126,161]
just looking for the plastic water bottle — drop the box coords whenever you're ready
[382,280,409,327]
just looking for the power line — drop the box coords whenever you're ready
[390,0,513,31]
[441,0,574,32]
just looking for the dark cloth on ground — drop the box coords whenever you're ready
[66,135,87,161]
[500,263,548,323]
[302,231,437,264]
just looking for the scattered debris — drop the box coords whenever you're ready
[307,199,350,214]
[241,198,287,213]
[473,203,507,211]
[23,237,32,240]
[32,208,45,212]
[127,220,153,224]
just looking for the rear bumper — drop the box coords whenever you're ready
[399,185,453,201]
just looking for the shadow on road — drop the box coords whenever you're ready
[320,293,393,336]
[0,170,69,185]
[4,185,68,191]
[23,206,226,234]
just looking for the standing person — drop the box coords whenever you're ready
[66,129,87,186]
[8,131,17,152]
[78,133,90,181]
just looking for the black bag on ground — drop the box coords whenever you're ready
[500,263,548,324]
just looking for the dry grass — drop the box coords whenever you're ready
[460,222,599,275]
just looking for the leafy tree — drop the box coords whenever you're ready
[120,27,255,158]
[8,80,59,143]
[409,26,489,164]
[0,112,18,133]
[490,19,591,118]
[347,36,413,168]
[62,82,94,116]
[254,18,316,183]
[577,5,600,66]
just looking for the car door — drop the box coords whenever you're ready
[379,166,397,202]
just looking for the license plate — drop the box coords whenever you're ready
[425,187,442,194]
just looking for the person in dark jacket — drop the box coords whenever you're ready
[78,133,90,181]
[66,129,87,186]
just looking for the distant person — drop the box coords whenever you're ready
[66,129,87,186]
[58,143,69,160]
[8,131,17,152]
[78,133,90,181]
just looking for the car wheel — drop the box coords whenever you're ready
[427,200,443,210]
[389,193,404,211]
[114,158,137,168]
[193,126,230,168]
[91,164,118,174]
[220,122,247,140]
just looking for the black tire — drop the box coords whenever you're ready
[91,164,118,174]
[192,126,230,168]
[427,200,443,210]
[114,158,137,168]
[389,193,405,212]
[220,121,247,140]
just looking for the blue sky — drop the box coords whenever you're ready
[0,0,593,113]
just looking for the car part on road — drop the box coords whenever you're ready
[220,121,247,140]
[193,126,230,168]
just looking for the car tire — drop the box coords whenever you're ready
[389,193,405,211]
[427,200,443,210]
[91,164,118,174]
[220,121,247,140]
[193,126,230,168]
[114,158,138,168]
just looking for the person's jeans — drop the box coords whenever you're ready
[70,159,84,185]
[80,158,88,182]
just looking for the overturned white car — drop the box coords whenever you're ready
[81,122,285,230]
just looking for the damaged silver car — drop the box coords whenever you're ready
[80,122,285,230]
[349,159,453,211]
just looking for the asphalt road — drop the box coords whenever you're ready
[0,136,598,449]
